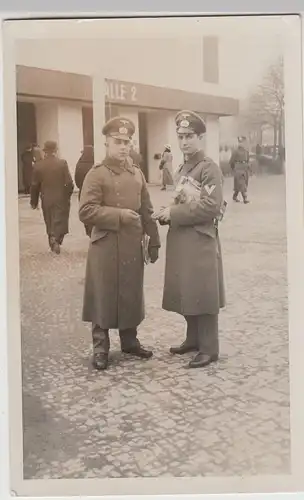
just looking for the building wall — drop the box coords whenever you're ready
[35,100,83,182]
[15,35,235,99]
[57,103,83,179]
[36,102,60,147]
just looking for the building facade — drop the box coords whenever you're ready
[15,36,239,191]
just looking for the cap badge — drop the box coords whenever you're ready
[119,126,128,134]
[180,119,190,128]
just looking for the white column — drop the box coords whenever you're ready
[205,115,220,165]
[92,71,106,164]
[36,102,60,148]
[146,112,171,184]
[57,102,84,182]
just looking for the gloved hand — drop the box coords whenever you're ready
[120,209,141,225]
[148,246,159,264]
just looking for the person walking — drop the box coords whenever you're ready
[159,145,174,190]
[30,140,74,254]
[75,145,95,237]
[229,136,251,203]
[21,144,34,194]
[78,117,161,371]
[153,110,225,369]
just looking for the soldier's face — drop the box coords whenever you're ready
[106,136,131,161]
[177,129,202,156]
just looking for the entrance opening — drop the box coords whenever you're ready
[16,101,37,193]
[138,112,149,182]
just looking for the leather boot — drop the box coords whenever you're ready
[119,329,153,359]
[49,235,60,254]
[189,314,219,369]
[233,192,240,202]
[92,325,110,370]
[170,316,199,354]
[242,193,250,204]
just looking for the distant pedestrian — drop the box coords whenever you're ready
[159,145,174,190]
[30,140,74,254]
[32,144,43,163]
[79,116,160,371]
[75,145,95,237]
[21,144,34,194]
[229,136,250,203]
[129,144,142,167]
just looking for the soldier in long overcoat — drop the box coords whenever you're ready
[153,110,225,369]
[75,145,95,237]
[30,140,74,254]
[79,117,161,371]
[229,136,250,203]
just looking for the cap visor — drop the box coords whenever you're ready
[109,133,131,141]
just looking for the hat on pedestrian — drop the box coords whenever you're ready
[43,140,58,153]
[238,136,247,143]
[164,144,171,152]
[175,110,206,135]
[102,116,135,140]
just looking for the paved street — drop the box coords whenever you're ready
[20,174,290,479]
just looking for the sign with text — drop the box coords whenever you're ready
[105,80,138,105]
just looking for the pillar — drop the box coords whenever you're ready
[205,115,220,165]
[92,70,106,164]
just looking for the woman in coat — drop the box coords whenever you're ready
[159,145,174,190]
[153,110,225,369]
[75,145,95,236]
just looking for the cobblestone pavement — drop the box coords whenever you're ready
[20,174,290,479]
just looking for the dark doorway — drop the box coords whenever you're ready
[138,112,148,181]
[16,101,37,193]
[82,106,94,147]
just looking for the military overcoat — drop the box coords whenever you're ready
[229,147,250,193]
[162,150,225,316]
[79,156,160,330]
[30,156,74,238]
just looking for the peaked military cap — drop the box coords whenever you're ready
[175,110,206,135]
[102,116,135,140]
[43,140,58,153]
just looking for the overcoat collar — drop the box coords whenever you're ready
[178,149,206,176]
[102,155,135,175]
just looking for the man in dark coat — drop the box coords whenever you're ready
[229,136,250,203]
[153,110,225,369]
[30,140,74,254]
[79,117,161,371]
[21,144,34,194]
[75,145,94,237]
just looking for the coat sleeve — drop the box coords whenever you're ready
[138,171,161,247]
[170,160,223,227]
[30,164,41,208]
[79,167,122,232]
[62,160,74,196]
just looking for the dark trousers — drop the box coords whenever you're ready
[184,314,219,356]
[92,325,140,354]
[48,234,65,248]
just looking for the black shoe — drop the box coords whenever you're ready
[170,341,198,355]
[93,353,109,371]
[122,345,153,359]
[243,199,250,204]
[188,353,219,369]
[233,198,240,203]
[52,242,61,254]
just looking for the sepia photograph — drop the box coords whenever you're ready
[2,13,304,498]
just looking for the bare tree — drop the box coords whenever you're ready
[238,55,284,157]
